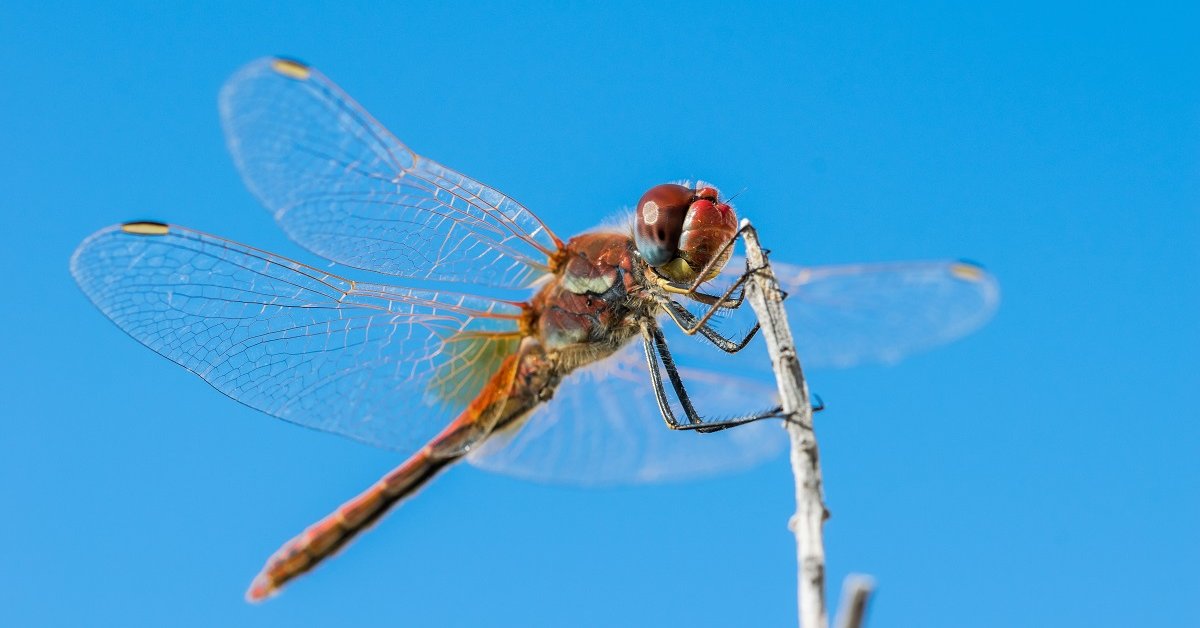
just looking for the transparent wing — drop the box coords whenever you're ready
[468,341,787,485]
[674,258,1000,372]
[70,223,524,454]
[219,57,562,288]
[467,258,997,484]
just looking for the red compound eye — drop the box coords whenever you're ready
[634,184,694,266]
[677,199,738,280]
[695,186,719,202]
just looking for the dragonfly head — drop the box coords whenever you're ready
[634,183,738,284]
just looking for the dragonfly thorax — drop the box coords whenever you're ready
[531,232,654,366]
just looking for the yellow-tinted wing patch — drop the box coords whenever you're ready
[428,332,521,407]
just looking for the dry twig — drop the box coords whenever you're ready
[738,220,874,628]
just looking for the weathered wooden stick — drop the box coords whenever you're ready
[738,219,874,628]
[834,575,876,628]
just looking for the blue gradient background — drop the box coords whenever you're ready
[2,2,1197,626]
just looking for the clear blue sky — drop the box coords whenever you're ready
[2,2,1197,626]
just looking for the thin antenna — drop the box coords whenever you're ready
[724,187,749,204]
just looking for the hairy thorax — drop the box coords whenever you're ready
[529,231,655,372]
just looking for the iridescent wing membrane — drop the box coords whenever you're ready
[469,345,787,485]
[72,57,1000,486]
[469,258,999,484]
[219,57,562,288]
[671,257,1000,372]
[70,223,524,455]
[774,259,998,368]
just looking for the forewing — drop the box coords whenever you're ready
[70,223,523,453]
[674,258,1000,372]
[219,57,561,288]
[468,341,787,485]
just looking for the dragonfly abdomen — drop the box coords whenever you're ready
[246,444,456,601]
[247,345,559,600]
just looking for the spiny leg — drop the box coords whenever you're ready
[653,248,750,312]
[640,323,783,433]
[657,225,786,341]
[660,258,791,341]
[654,220,756,302]
[653,220,791,308]
[662,300,759,353]
[658,269,758,341]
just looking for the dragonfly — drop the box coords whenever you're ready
[70,57,999,601]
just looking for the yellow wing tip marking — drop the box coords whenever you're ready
[121,221,170,236]
[271,58,311,80]
[950,262,985,282]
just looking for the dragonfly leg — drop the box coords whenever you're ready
[662,299,760,353]
[654,221,753,301]
[658,229,784,347]
[641,323,783,433]
[654,221,786,309]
